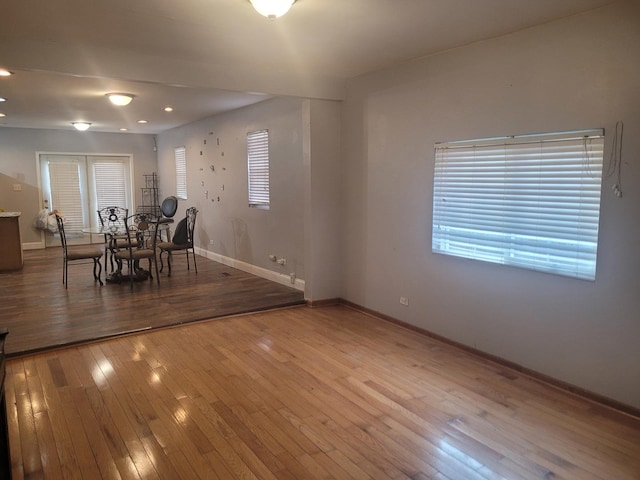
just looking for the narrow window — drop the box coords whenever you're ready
[175,146,187,200]
[432,129,604,280]
[247,130,270,208]
[47,160,84,234]
[92,158,130,213]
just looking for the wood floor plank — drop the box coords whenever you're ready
[13,363,45,479]
[146,398,215,480]
[5,305,640,479]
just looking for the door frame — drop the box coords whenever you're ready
[36,152,135,247]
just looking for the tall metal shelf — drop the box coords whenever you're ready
[137,173,161,217]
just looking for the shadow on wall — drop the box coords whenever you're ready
[232,218,252,263]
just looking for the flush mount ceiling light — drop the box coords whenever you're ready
[72,122,91,131]
[250,0,295,19]
[0,97,6,102]
[0,69,12,77]
[106,93,134,106]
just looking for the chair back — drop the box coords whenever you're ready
[54,214,68,255]
[97,206,128,233]
[161,196,178,219]
[123,213,161,254]
[186,207,198,246]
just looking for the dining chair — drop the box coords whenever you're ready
[158,195,178,241]
[158,207,198,277]
[113,213,161,289]
[54,214,104,289]
[97,206,129,272]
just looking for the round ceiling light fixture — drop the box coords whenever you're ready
[249,0,295,19]
[106,93,135,106]
[72,122,91,131]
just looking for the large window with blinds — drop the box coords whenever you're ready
[247,130,270,208]
[46,160,84,234]
[40,155,132,245]
[432,129,604,280]
[90,157,131,226]
[175,146,187,200]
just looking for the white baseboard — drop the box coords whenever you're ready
[21,242,304,292]
[196,247,305,292]
[23,242,45,250]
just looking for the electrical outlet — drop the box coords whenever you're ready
[399,296,409,306]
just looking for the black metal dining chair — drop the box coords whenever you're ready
[113,213,161,290]
[54,214,104,288]
[97,206,129,273]
[158,207,198,277]
[158,196,178,241]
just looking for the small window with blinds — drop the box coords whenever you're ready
[247,130,270,208]
[91,158,131,228]
[48,160,84,234]
[432,129,604,281]
[175,146,187,200]
[93,159,129,211]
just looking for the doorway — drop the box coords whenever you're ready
[39,154,133,247]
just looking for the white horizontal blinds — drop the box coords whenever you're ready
[91,158,130,228]
[432,129,604,280]
[48,160,84,234]
[247,130,270,207]
[93,160,127,211]
[175,146,187,200]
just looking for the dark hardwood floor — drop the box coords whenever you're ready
[0,248,304,355]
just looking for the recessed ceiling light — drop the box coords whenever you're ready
[72,122,91,131]
[0,113,6,118]
[163,106,174,112]
[137,120,148,124]
[0,97,6,102]
[119,128,128,131]
[106,93,134,106]
[0,69,12,77]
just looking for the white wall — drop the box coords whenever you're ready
[0,127,156,245]
[342,1,640,408]
[156,97,307,284]
[303,99,343,300]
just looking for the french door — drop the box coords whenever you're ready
[39,154,133,247]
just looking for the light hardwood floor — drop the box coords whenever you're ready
[6,305,640,479]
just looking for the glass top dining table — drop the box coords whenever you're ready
[82,223,169,284]
[81,223,169,236]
